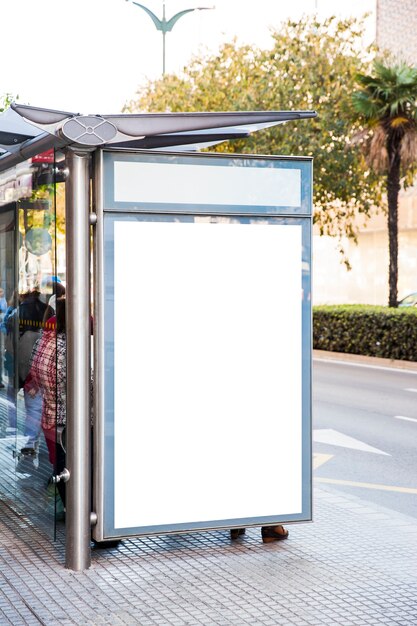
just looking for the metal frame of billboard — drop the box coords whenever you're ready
[92,149,313,542]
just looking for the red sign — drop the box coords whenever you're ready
[31,149,54,163]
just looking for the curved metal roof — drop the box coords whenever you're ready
[0,103,317,172]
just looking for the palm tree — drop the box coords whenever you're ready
[352,60,417,307]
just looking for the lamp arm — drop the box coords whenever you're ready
[130,1,163,30]
[165,8,199,32]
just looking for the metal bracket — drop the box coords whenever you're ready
[52,468,70,484]
[90,512,98,526]
[89,213,97,225]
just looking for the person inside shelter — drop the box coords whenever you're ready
[26,297,67,507]
[230,524,288,543]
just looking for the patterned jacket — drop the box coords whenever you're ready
[27,331,66,429]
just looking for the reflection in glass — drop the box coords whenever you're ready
[0,152,65,538]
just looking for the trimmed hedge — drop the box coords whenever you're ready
[313,305,417,362]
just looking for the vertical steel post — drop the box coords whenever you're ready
[92,150,105,543]
[65,147,92,571]
[162,0,166,75]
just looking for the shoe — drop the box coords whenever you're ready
[261,525,289,543]
[230,528,246,540]
[20,447,36,456]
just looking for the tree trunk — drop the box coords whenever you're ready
[386,134,401,307]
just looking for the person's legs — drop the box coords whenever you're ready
[54,438,66,507]
[0,332,4,386]
[261,525,289,542]
[230,526,289,542]
[6,381,17,433]
[43,426,66,507]
[23,390,42,450]
[43,427,56,466]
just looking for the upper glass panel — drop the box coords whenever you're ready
[103,151,312,216]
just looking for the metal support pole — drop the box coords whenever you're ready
[162,30,166,75]
[162,0,166,75]
[65,147,92,571]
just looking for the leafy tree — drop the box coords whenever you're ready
[124,15,381,247]
[353,61,417,306]
[0,93,14,113]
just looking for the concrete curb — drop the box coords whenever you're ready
[313,349,417,371]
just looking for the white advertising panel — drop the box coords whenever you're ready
[113,220,302,530]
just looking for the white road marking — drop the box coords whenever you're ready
[404,388,417,393]
[315,477,417,494]
[0,396,16,409]
[395,415,417,423]
[314,357,417,375]
[313,428,390,455]
[313,453,334,469]
[0,435,27,451]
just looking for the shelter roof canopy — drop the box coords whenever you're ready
[0,103,317,172]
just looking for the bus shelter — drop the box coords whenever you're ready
[0,103,315,570]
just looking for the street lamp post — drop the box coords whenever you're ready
[126,0,214,75]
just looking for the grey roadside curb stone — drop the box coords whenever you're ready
[313,349,417,371]
[1,352,417,625]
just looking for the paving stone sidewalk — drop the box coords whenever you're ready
[1,482,417,626]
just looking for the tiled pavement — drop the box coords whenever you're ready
[2,357,417,625]
[1,481,417,625]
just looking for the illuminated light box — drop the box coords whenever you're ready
[94,151,312,540]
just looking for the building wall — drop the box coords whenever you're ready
[376,0,417,63]
[314,182,417,305]
[313,227,417,306]
[313,2,417,306]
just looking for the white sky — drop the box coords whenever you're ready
[0,0,375,114]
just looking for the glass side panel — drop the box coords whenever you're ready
[0,200,18,501]
[0,151,65,539]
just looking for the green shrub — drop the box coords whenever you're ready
[313,305,417,361]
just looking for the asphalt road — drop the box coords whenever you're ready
[313,357,417,518]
